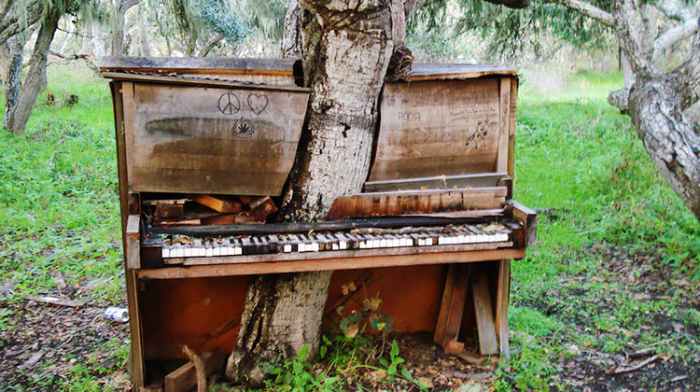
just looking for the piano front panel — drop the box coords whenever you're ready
[370,77,512,181]
[122,82,310,196]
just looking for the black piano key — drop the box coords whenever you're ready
[255,236,270,253]
[267,234,279,252]
[241,237,254,255]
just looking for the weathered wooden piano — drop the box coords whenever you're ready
[101,57,537,391]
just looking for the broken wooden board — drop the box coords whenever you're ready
[370,77,512,181]
[508,200,537,248]
[240,196,278,221]
[200,214,257,225]
[100,57,300,87]
[327,187,507,220]
[120,81,309,196]
[192,195,243,213]
[472,268,499,355]
[164,352,225,392]
[364,172,508,193]
[408,64,518,81]
[155,204,184,220]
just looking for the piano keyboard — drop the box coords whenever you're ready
[159,224,512,259]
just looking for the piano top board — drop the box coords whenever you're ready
[101,58,518,198]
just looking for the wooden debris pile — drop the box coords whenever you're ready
[144,195,278,227]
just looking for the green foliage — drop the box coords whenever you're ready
[170,0,249,43]
[408,0,615,61]
[377,340,404,382]
[266,345,341,392]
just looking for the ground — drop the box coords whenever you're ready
[0,65,699,391]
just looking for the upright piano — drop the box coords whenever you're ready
[101,57,537,391]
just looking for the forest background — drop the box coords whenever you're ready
[1,0,700,391]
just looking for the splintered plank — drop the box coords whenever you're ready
[192,195,243,213]
[327,187,507,220]
[164,352,225,392]
[200,214,257,225]
[472,268,499,355]
[434,264,459,345]
[442,264,471,347]
[155,204,184,220]
[241,196,278,221]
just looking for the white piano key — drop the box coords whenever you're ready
[213,246,221,256]
[339,241,347,250]
[205,247,213,257]
[284,244,292,253]
[162,247,170,258]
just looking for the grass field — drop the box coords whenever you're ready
[0,64,699,391]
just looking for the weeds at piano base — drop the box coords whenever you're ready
[0,65,699,391]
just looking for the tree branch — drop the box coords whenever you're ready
[0,0,44,47]
[656,0,696,22]
[553,0,615,26]
[653,16,699,57]
[613,0,660,78]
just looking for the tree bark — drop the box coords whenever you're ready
[2,34,25,133]
[628,77,700,221]
[612,0,700,221]
[111,0,140,56]
[225,0,393,385]
[280,0,301,58]
[3,10,59,134]
[138,5,151,57]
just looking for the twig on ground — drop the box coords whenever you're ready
[22,295,88,308]
[608,355,659,375]
[49,137,65,167]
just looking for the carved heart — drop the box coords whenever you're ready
[247,94,268,115]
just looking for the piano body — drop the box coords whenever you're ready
[101,57,537,391]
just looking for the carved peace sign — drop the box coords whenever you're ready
[218,92,241,115]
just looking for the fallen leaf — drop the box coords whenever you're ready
[344,324,359,339]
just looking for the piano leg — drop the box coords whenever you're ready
[125,269,146,390]
[495,260,511,357]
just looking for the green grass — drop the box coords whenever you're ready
[499,71,700,390]
[1,65,699,391]
[0,66,123,302]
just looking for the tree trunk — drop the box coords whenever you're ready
[280,0,301,58]
[111,0,140,56]
[4,11,60,135]
[225,0,393,385]
[611,0,700,221]
[628,77,700,220]
[2,35,25,133]
[138,5,151,57]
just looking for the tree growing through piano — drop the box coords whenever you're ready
[223,0,529,385]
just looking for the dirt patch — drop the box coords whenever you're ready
[522,244,700,391]
[0,298,130,391]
